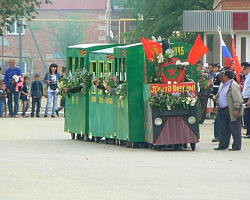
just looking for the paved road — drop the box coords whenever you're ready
[0,117,249,200]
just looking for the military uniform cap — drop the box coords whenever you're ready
[241,62,250,70]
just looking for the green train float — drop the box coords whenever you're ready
[62,38,200,151]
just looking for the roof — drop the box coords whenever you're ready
[38,0,107,10]
[92,47,115,54]
[68,44,109,48]
[183,10,250,33]
[116,43,142,48]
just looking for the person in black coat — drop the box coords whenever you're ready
[31,73,43,117]
[20,76,30,117]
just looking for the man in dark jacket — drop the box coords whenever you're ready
[214,70,243,151]
[31,73,43,117]
[197,61,212,124]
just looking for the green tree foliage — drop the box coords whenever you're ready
[113,0,125,7]
[122,0,213,44]
[0,0,51,36]
[47,15,87,57]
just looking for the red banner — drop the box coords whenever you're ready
[150,82,196,95]
[187,34,209,66]
[232,36,242,84]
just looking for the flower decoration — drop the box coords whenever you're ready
[175,60,190,70]
[117,83,126,100]
[148,87,197,111]
[198,69,209,90]
[58,68,92,96]
[98,73,119,96]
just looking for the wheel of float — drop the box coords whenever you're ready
[119,140,123,146]
[83,134,89,142]
[149,144,153,149]
[115,139,119,145]
[143,143,149,148]
[190,143,196,151]
[157,146,161,151]
[183,143,188,149]
[132,142,137,148]
[95,137,101,143]
[76,134,81,140]
[71,133,75,140]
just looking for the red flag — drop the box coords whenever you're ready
[141,37,162,62]
[232,35,242,84]
[187,34,209,66]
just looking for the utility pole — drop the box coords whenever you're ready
[26,19,48,72]
[18,23,23,71]
[1,36,3,70]
[106,0,112,40]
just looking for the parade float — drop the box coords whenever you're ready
[63,35,209,150]
[142,36,209,150]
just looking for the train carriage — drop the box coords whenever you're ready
[88,47,117,142]
[65,44,120,140]
[64,40,200,150]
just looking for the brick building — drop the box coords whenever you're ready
[0,0,134,78]
[214,0,250,10]
[184,0,250,65]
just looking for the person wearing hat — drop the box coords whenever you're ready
[31,73,43,117]
[211,63,221,96]
[241,62,250,138]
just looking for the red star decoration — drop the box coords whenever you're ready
[167,66,178,77]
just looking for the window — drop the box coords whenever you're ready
[90,61,97,94]
[80,57,84,70]
[119,58,123,80]
[22,62,32,74]
[115,58,118,77]
[207,35,214,51]
[7,20,25,35]
[75,57,79,71]
[123,58,126,81]
[107,62,112,74]
[98,61,104,94]
[68,57,73,73]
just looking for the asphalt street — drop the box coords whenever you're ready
[0,117,250,200]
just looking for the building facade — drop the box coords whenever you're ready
[183,0,250,65]
[0,0,134,78]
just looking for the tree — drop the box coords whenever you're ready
[113,0,125,7]
[46,14,87,57]
[0,0,51,36]
[121,0,213,44]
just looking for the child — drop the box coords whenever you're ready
[20,76,30,117]
[0,67,4,85]
[31,73,43,117]
[0,83,7,117]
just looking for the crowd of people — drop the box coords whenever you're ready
[197,60,250,151]
[0,59,65,118]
